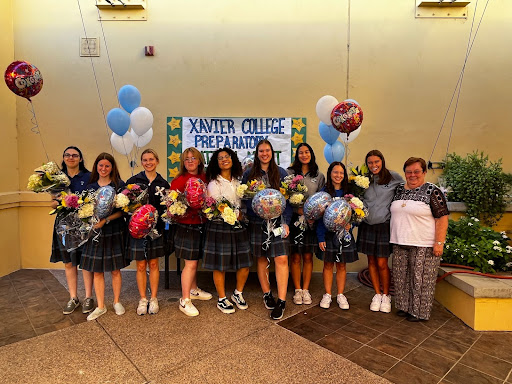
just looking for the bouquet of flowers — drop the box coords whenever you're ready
[49,191,80,216]
[236,179,266,199]
[203,196,241,227]
[161,189,188,222]
[343,194,368,224]
[280,174,308,206]
[27,161,70,193]
[114,183,148,213]
[348,164,370,199]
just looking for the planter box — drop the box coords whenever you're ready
[435,266,512,331]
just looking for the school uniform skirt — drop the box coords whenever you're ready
[174,223,205,261]
[316,231,359,264]
[126,235,165,261]
[357,221,392,258]
[81,218,129,273]
[50,217,80,266]
[248,217,290,259]
[289,213,317,254]
[203,220,252,271]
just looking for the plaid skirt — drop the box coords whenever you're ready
[248,218,290,259]
[316,231,358,264]
[163,224,175,256]
[81,218,129,273]
[174,223,205,261]
[289,213,317,254]
[50,218,80,266]
[126,235,164,261]
[357,221,392,258]
[203,221,252,271]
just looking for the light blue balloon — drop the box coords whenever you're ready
[323,141,345,164]
[118,85,141,113]
[319,122,340,145]
[107,108,130,136]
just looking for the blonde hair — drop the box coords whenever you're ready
[178,147,205,176]
[141,148,159,162]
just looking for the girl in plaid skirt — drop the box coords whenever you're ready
[81,153,127,321]
[203,148,252,314]
[171,148,212,317]
[126,149,170,316]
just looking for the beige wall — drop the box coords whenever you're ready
[2,0,511,274]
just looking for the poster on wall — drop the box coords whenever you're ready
[166,117,306,181]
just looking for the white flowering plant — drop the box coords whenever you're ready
[161,189,188,222]
[348,164,370,199]
[27,161,70,193]
[443,216,512,273]
[202,196,241,228]
[280,174,308,206]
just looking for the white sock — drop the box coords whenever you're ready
[234,289,242,295]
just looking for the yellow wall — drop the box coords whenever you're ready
[2,0,512,273]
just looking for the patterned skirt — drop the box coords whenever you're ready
[81,218,129,273]
[126,235,165,261]
[248,218,290,259]
[316,231,358,264]
[357,221,392,258]
[50,217,80,266]
[289,213,317,254]
[203,221,252,271]
[174,223,205,261]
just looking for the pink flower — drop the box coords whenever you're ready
[64,194,79,209]
[292,175,303,183]
[205,197,216,207]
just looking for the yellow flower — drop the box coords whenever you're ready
[218,203,228,213]
[77,199,83,205]
[169,190,179,200]
[355,208,365,217]
[258,183,266,190]
[203,207,212,214]
[349,176,356,181]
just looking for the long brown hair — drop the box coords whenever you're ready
[247,139,281,189]
[287,142,319,177]
[89,152,122,188]
[178,147,205,177]
[325,161,348,197]
[365,149,392,185]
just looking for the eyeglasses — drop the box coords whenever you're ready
[184,157,197,162]
[405,170,423,176]
[64,153,80,159]
[218,155,231,161]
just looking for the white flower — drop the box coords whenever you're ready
[114,193,130,208]
[354,175,370,189]
[506,262,512,268]
[468,222,473,226]
[488,260,495,266]
[454,248,459,253]
[475,251,479,255]
[471,244,475,247]
[503,234,509,239]
[350,197,364,209]
[472,217,479,222]
[221,206,237,225]
[501,231,506,235]
[289,193,305,206]
[460,255,464,259]
[236,184,248,198]
[493,246,502,252]
[445,245,449,249]
[493,240,500,245]
[78,203,94,219]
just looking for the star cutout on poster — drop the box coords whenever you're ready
[168,167,179,178]
[168,134,181,147]
[291,132,304,146]
[168,117,182,130]
[168,152,181,164]
[291,118,306,131]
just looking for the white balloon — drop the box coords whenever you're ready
[130,107,153,136]
[130,128,153,148]
[316,95,339,125]
[110,132,134,155]
[339,125,362,143]
[344,98,359,105]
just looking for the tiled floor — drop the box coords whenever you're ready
[1,269,512,384]
[280,286,512,384]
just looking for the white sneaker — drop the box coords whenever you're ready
[113,302,125,315]
[320,293,332,309]
[380,294,391,313]
[190,287,213,301]
[302,290,312,305]
[87,307,107,321]
[149,298,159,314]
[137,298,148,315]
[293,289,303,305]
[337,294,349,310]
[370,294,382,312]
[179,298,199,317]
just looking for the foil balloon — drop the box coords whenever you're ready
[304,192,333,221]
[252,189,286,220]
[129,204,157,239]
[184,178,206,209]
[4,61,43,100]
[94,186,116,219]
[330,101,363,136]
[241,154,254,173]
[323,199,352,233]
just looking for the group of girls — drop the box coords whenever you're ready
[50,140,402,321]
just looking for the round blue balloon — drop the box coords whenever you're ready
[323,199,352,233]
[252,189,286,220]
[118,85,141,113]
[303,191,333,221]
[95,186,116,219]
[324,141,345,163]
[319,122,340,145]
[107,108,130,136]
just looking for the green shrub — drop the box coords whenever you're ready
[442,151,512,227]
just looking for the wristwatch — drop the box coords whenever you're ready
[436,241,445,245]
[105,218,111,225]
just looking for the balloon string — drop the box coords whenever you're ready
[27,100,49,162]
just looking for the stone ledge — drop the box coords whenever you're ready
[438,266,512,298]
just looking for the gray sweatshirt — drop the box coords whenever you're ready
[363,170,404,225]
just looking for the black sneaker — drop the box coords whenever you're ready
[82,297,95,314]
[217,298,235,314]
[263,291,276,310]
[63,298,80,315]
[270,299,285,320]
[231,292,248,310]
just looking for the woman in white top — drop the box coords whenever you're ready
[203,148,252,314]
